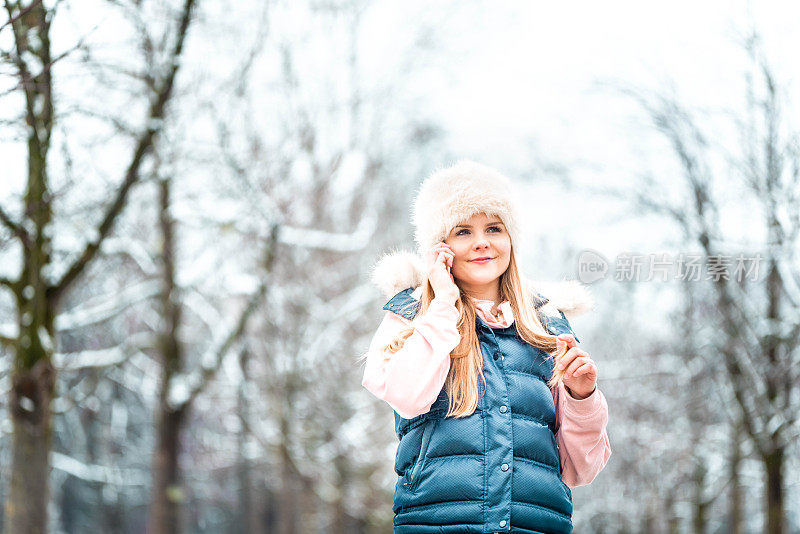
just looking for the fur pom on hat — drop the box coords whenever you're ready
[370,250,594,320]
[413,160,522,256]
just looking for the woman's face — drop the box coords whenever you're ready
[444,212,512,293]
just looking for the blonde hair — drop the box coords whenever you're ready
[384,247,569,419]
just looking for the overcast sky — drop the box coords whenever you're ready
[359,0,800,276]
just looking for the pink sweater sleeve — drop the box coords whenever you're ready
[552,381,612,487]
[360,297,460,419]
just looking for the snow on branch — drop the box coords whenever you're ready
[278,210,376,251]
[53,331,158,372]
[100,237,159,276]
[55,280,161,332]
[0,322,18,349]
[51,452,149,486]
[167,227,278,411]
[181,289,225,335]
[296,284,376,364]
[167,282,264,410]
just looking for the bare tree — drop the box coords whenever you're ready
[619,35,800,534]
[196,1,453,530]
[0,0,197,531]
[147,167,277,534]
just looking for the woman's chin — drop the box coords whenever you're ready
[456,275,500,287]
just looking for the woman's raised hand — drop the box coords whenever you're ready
[556,334,598,399]
[427,242,459,303]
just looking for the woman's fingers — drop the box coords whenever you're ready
[557,347,589,371]
[555,335,581,374]
[429,242,455,266]
[557,333,578,348]
[434,243,454,257]
[571,361,595,378]
[432,246,454,266]
[565,356,592,378]
[434,252,454,274]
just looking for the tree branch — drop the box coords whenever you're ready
[0,0,42,33]
[0,333,15,349]
[48,0,198,307]
[235,409,318,495]
[0,275,16,289]
[177,224,280,411]
[3,0,43,151]
[0,203,29,246]
[629,89,779,454]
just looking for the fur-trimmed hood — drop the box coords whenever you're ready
[370,250,593,320]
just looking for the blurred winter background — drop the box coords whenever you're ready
[1,0,799,532]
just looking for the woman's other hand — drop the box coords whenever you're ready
[556,334,598,399]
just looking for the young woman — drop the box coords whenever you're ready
[360,160,611,533]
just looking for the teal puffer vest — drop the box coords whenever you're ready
[384,288,580,534]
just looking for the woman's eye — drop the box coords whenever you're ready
[456,226,501,236]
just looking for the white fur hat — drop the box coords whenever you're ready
[413,159,522,257]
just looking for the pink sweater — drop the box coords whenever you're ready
[361,296,611,487]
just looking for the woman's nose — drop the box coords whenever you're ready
[473,236,490,249]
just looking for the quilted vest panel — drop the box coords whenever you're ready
[384,288,580,534]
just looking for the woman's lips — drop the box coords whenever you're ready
[470,257,494,264]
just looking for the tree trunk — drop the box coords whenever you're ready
[236,422,256,534]
[331,473,346,534]
[237,348,261,534]
[728,424,743,534]
[148,405,187,534]
[145,173,267,534]
[331,452,353,534]
[763,446,784,534]
[3,1,55,531]
[5,360,55,534]
[148,174,187,534]
[664,488,680,534]
[278,414,297,534]
[642,501,656,534]
[692,459,708,534]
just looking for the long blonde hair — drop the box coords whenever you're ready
[384,247,569,418]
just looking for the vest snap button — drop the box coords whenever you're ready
[499,519,507,527]
[501,463,509,471]
[499,405,507,413]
